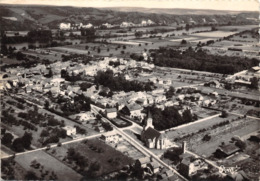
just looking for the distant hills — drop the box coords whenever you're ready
[100,7,257,15]
[0,4,258,31]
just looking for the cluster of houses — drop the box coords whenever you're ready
[59,22,93,30]
[59,19,155,30]
[120,19,155,28]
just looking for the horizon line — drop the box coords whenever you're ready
[0,3,258,12]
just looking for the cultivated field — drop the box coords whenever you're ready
[14,150,82,180]
[47,138,134,177]
[217,25,258,32]
[192,30,237,38]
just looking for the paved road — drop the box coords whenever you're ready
[119,115,143,130]
[1,133,102,159]
[229,111,260,121]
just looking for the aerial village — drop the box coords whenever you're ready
[1,4,260,181]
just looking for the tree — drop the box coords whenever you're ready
[86,161,101,178]
[165,86,175,99]
[16,51,25,60]
[46,69,53,78]
[1,128,6,135]
[21,132,33,149]
[202,134,211,141]
[220,110,228,118]
[2,133,14,146]
[40,129,49,138]
[61,69,68,78]
[250,77,258,89]
[235,140,246,150]
[181,39,187,44]
[12,138,24,152]
[24,171,39,180]
[135,31,143,38]
[185,24,190,31]
[1,44,8,55]
[44,100,50,109]
[182,109,193,123]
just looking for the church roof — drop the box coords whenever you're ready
[143,127,161,140]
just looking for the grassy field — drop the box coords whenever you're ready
[193,117,259,156]
[165,113,234,140]
[52,36,192,58]
[22,49,64,62]
[0,57,22,65]
[170,115,259,157]
[48,138,134,177]
[217,25,258,31]
[192,31,237,38]
[14,150,82,180]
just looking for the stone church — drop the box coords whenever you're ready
[141,111,169,149]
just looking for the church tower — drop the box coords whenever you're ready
[143,110,154,131]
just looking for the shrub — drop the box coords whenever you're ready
[202,134,211,141]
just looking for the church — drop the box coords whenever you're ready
[141,111,169,149]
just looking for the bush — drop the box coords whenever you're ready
[235,140,246,150]
[2,133,14,146]
[202,134,211,141]
[12,138,25,152]
[220,111,228,118]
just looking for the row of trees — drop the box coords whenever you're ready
[150,47,259,74]
[1,30,52,44]
[2,132,33,152]
[39,127,67,146]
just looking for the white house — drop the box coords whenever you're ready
[101,131,120,143]
[106,108,117,119]
[76,112,96,122]
[102,23,113,28]
[141,20,147,26]
[82,23,93,29]
[154,95,166,103]
[59,23,71,30]
[63,126,76,136]
[147,19,154,25]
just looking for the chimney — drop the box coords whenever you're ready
[182,141,187,154]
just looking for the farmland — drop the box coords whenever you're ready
[166,114,260,157]
[46,138,134,177]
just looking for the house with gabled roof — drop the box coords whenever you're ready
[121,103,143,118]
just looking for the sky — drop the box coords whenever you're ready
[0,0,259,11]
